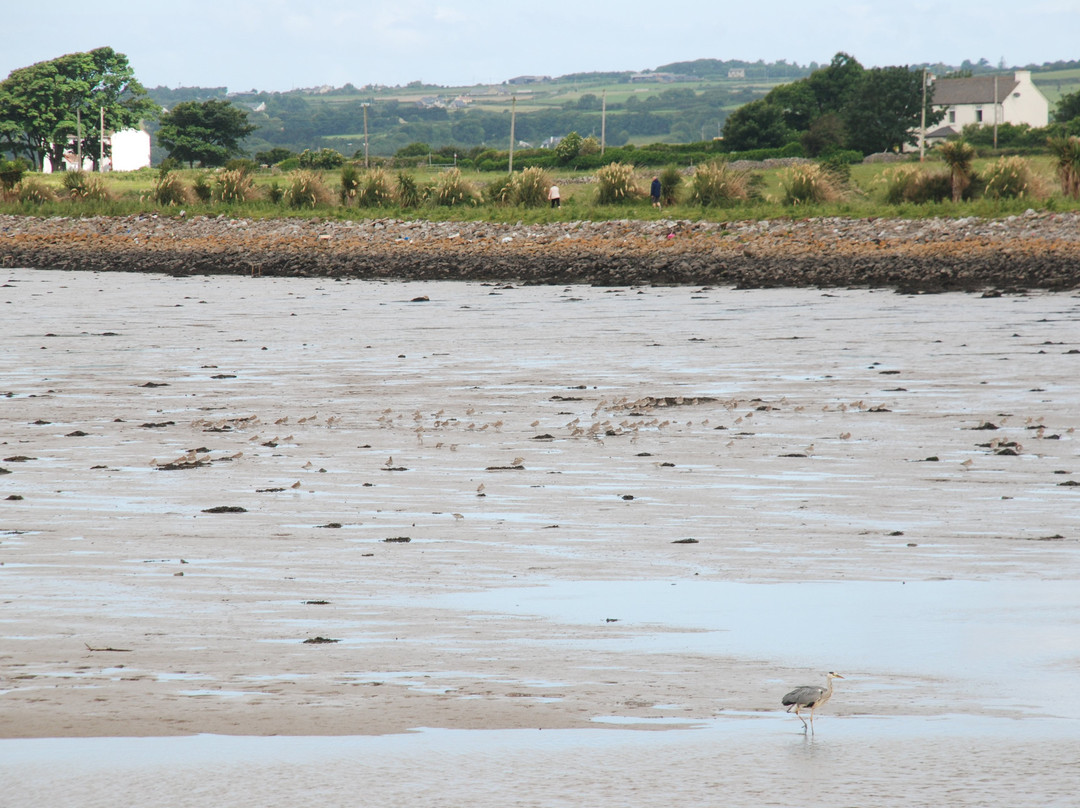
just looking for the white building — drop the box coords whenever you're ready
[927,70,1049,141]
[43,128,151,173]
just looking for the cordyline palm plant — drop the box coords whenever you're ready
[939,140,976,202]
[1047,136,1080,199]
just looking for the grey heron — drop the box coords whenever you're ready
[782,671,844,732]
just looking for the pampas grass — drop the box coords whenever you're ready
[595,162,640,205]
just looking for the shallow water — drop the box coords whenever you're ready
[4,718,1079,808]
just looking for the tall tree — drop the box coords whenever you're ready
[721,98,795,151]
[844,66,941,155]
[0,48,156,170]
[1055,90,1080,124]
[156,99,256,167]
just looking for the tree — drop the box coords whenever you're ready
[555,131,583,163]
[805,53,865,117]
[1055,90,1080,124]
[0,47,156,170]
[844,66,941,155]
[156,99,256,167]
[721,99,794,151]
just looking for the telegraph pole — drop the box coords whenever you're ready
[601,89,606,156]
[919,67,927,163]
[362,103,370,168]
[99,107,105,172]
[508,95,516,173]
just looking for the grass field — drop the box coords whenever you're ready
[4,154,1078,224]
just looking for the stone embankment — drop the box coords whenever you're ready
[2,211,1078,292]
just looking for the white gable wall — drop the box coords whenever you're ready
[1000,71,1048,127]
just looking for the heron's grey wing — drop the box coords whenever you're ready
[782,685,825,706]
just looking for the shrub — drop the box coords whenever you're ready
[225,158,258,175]
[659,165,682,206]
[431,168,480,207]
[982,156,1042,200]
[595,162,641,205]
[905,172,952,204]
[780,163,843,205]
[1048,136,1080,199]
[298,148,345,170]
[62,171,111,201]
[555,131,583,163]
[877,166,919,205]
[192,173,212,202]
[0,158,29,190]
[688,161,749,207]
[284,170,333,208]
[151,171,191,206]
[395,171,421,208]
[16,178,55,204]
[213,169,256,203]
[357,167,395,207]
[579,135,601,156]
[340,163,361,205]
[266,180,285,204]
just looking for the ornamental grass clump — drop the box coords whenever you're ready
[213,169,256,204]
[16,178,55,205]
[285,170,333,209]
[339,163,361,205]
[484,174,515,206]
[658,165,682,206]
[595,162,640,205]
[151,171,191,206]
[395,171,421,209]
[982,156,1042,200]
[62,170,111,202]
[431,168,480,207]
[688,161,748,207]
[512,166,552,207]
[780,163,843,205]
[356,167,395,208]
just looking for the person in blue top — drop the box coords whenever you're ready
[650,176,662,208]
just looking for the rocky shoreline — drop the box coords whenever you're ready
[2,211,1079,291]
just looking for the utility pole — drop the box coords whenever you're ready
[77,109,82,166]
[508,95,516,173]
[362,103,370,168]
[99,107,105,172]
[600,89,606,156]
[919,67,927,163]
[993,75,999,150]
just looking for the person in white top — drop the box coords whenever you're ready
[548,184,561,208]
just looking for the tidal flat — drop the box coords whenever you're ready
[1,269,1078,806]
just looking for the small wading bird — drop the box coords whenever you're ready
[782,671,844,733]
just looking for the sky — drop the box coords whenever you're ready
[3,0,1079,92]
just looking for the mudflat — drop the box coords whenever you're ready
[1,267,1079,807]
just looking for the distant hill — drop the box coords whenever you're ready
[141,57,1080,159]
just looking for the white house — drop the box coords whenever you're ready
[927,70,1049,141]
[43,128,151,173]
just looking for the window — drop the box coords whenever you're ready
[975,108,983,123]
[948,110,956,123]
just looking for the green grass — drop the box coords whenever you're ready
[5,159,1078,223]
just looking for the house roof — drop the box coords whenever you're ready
[932,75,1019,106]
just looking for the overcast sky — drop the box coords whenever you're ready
[4,0,1078,92]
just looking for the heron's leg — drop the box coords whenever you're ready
[794,707,808,732]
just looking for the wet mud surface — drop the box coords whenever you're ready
[1,268,1078,806]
